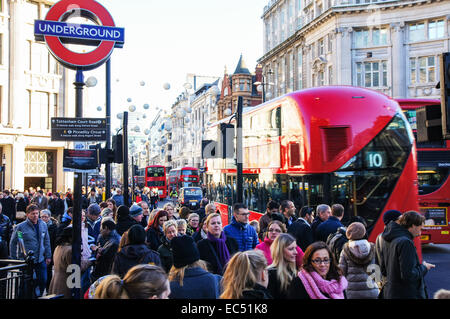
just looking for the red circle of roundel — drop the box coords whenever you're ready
[45,0,116,70]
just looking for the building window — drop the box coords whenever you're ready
[409,22,426,42]
[356,61,388,88]
[318,38,324,56]
[289,52,294,92]
[30,91,50,129]
[318,71,325,86]
[372,28,388,46]
[328,66,333,85]
[428,19,445,40]
[410,56,436,84]
[0,34,3,65]
[328,34,333,52]
[297,50,303,89]
[355,30,369,48]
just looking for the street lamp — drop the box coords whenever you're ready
[254,68,274,103]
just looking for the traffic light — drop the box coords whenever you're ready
[112,134,123,163]
[416,105,442,143]
[439,52,450,139]
[217,123,235,159]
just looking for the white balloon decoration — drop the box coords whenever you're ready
[97,106,102,112]
[163,83,170,90]
[224,108,232,116]
[143,104,149,110]
[129,105,136,112]
[117,113,123,119]
[184,117,190,124]
[140,81,145,86]
[144,129,150,135]
[127,98,132,102]
[142,114,147,119]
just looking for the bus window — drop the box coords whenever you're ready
[418,166,450,195]
[147,167,165,177]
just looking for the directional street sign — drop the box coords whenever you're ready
[51,117,107,141]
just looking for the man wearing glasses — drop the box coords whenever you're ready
[223,203,259,252]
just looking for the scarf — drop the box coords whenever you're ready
[298,269,347,299]
[207,231,230,271]
[263,237,274,264]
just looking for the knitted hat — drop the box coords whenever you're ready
[127,224,146,245]
[87,203,101,216]
[383,210,402,225]
[346,222,366,240]
[171,235,200,268]
[129,204,143,218]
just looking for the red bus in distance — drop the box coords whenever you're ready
[397,99,450,244]
[145,165,167,199]
[167,167,200,194]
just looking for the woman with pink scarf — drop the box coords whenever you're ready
[255,220,303,268]
[287,241,348,299]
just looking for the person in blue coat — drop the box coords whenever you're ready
[223,203,258,252]
[168,235,222,299]
[315,204,344,243]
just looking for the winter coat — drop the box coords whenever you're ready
[0,213,12,243]
[1,196,16,222]
[31,195,48,211]
[242,283,273,299]
[146,226,164,251]
[45,218,59,255]
[192,229,207,243]
[15,198,28,214]
[48,198,65,219]
[338,240,379,299]
[48,244,89,298]
[267,267,295,299]
[112,243,161,278]
[90,230,121,282]
[116,214,138,236]
[169,267,222,299]
[197,235,239,275]
[157,237,173,273]
[380,221,428,299]
[287,218,314,252]
[315,216,344,243]
[10,218,51,263]
[111,194,124,207]
[311,216,324,242]
[223,217,258,252]
[86,216,102,244]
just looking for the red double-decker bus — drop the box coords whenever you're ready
[167,167,200,194]
[205,86,421,256]
[398,99,450,244]
[145,165,167,199]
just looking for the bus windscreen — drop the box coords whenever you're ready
[147,167,165,177]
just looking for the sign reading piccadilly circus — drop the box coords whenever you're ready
[34,0,125,70]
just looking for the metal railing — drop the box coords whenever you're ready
[0,256,35,299]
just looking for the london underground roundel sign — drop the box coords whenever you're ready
[34,0,125,70]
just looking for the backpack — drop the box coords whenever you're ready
[326,226,348,262]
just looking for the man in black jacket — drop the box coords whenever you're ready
[288,206,314,252]
[48,193,65,221]
[380,211,435,299]
[0,203,12,258]
[311,204,331,242]
[1,190,16,224]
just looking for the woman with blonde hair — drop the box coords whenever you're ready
[220,250,272,299]
[267,233,299,299]
[197,213,238,275]
[94,264,170,299]
[158,220,178,273]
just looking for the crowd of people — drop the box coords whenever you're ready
[0,186,449,300]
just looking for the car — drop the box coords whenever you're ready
[178,187,203,210]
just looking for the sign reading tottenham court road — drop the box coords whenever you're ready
[34,0,125,70]
[51,117,107,141]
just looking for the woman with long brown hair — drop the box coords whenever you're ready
[287,241,347,299]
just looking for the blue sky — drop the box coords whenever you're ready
[84,0,268,129]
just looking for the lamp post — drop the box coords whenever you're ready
[236,97,244,203]
[254,69,274,103]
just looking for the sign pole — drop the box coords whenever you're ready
[105,58,112,200]
[71,68,84,299]
[236,96,243,203]
[123,111,130,207]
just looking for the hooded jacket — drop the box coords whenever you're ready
[338,240,379,299]
[380,221,428,299]
[112,243,161,278]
